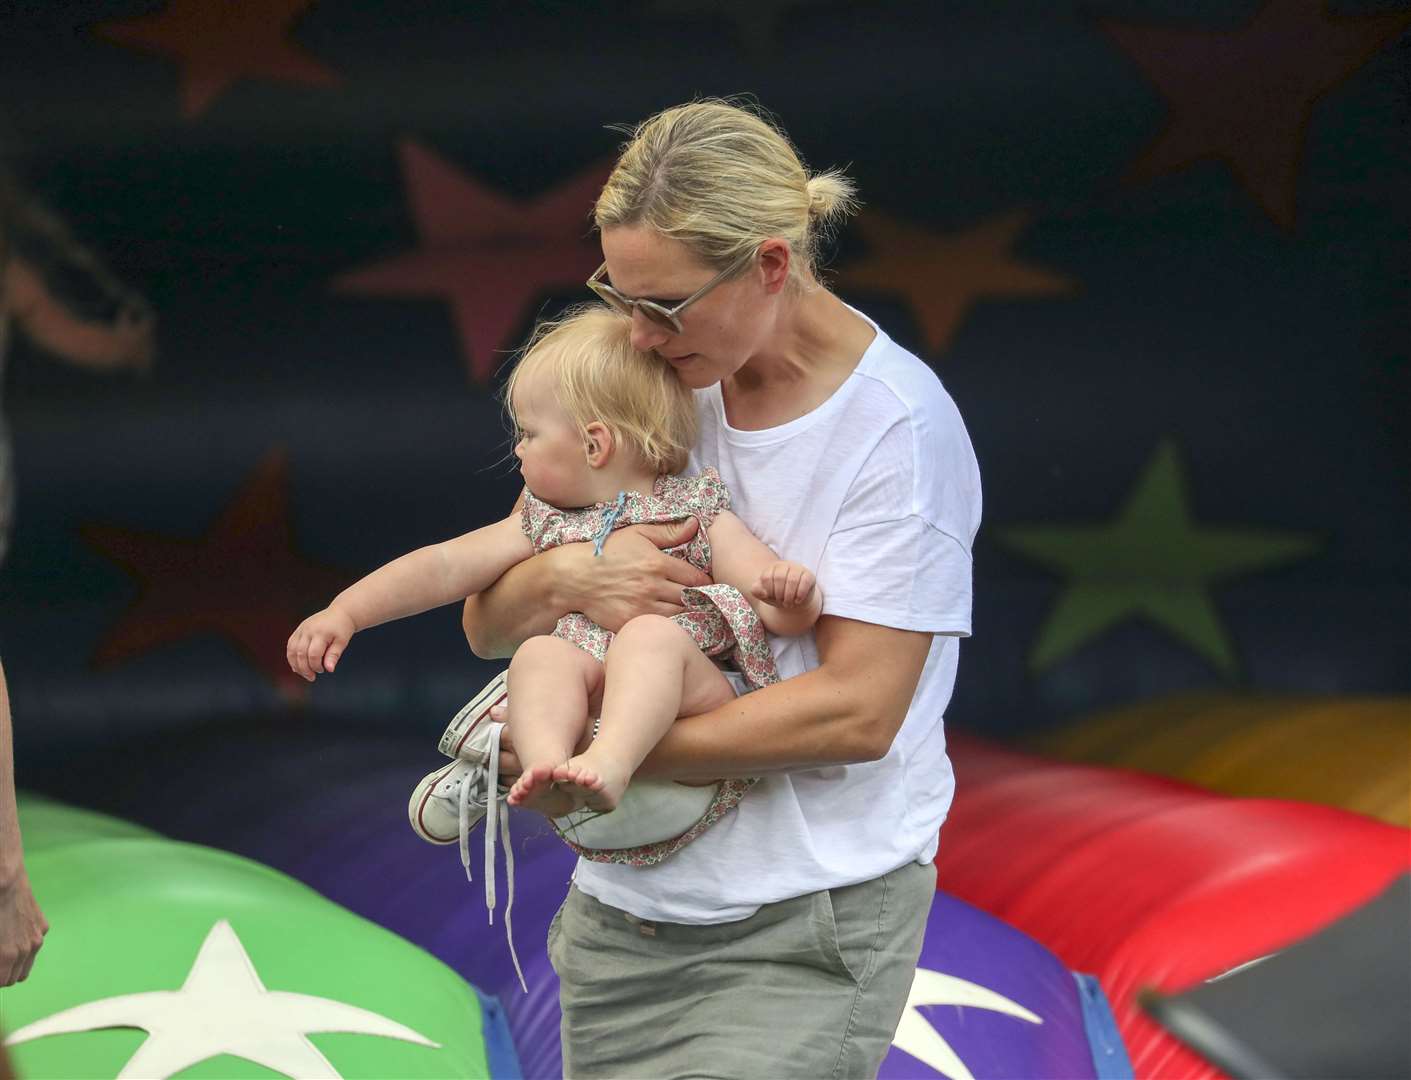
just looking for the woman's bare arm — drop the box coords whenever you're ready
[635,615,933,779]
[493,615,934,778]
[462,518,710,658]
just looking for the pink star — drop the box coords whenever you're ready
[334,142,612,384]
[93,0,339,118]
[82,449,344,699]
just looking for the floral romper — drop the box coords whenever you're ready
[520,468,781,866]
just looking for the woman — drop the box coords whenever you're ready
[463,100,981,1078]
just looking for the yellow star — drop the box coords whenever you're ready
[840,210,1074,356]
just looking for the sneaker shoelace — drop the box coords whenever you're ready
[452,721,525,993]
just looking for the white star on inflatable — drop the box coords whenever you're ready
[891,966,1043,1080]
[5,919,439,1079]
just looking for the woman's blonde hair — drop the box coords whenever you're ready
[594,98,858,286]
[505,305,697,476]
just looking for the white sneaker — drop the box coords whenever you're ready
[409,683,525,992]
[408,669,509,845]
[407,758,493,845]
[437,669,508,759]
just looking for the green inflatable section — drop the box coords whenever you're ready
[4,799,493,1079]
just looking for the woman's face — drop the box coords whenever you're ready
[598,225,777,390]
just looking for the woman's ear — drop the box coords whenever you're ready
[583,421,615,469]
[757,238,792,294]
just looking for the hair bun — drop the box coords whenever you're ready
[805,171,859,223]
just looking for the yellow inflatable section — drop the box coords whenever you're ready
[1028,694,1411,827]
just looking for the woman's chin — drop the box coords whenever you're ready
[668,360,722,390]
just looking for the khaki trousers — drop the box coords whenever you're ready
[548,860,935,1079]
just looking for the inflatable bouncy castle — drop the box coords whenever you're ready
[8,709,1407,1078]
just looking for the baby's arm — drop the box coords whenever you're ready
[707,511,823,638]
[288,513,533,681]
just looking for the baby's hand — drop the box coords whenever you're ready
[750,561,817,609]
[287,606,356,682]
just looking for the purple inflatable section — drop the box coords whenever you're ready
[880,891,1098,1078]
[88,728,1105,1078]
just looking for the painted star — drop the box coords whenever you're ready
[334,142,610,384]
[1102,0,1411,229]
[81,448,344,698]
[5,919,437,1079]
[997,440,1319,675]
[891,967,1042,1080]
[840,210,1074,356]
[93,0,338,119]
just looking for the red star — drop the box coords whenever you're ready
[840,209,1074,356]
[333,142,611,384]
[82,449,344,698]
[93,0,339,118]
[1102,0,1411,229]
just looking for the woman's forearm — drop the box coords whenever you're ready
[637,666,874,780]
[462,520,711,658]
[636,617,935,781]
[461,548,568,658]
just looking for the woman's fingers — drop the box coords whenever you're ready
[655,547,711,588]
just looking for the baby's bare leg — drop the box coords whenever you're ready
[554,615,736,812]
[506,636,603,816]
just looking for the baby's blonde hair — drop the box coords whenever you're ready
[505,305,697,476]
[594,98,858,286]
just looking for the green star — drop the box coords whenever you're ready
[998,440,1319,676]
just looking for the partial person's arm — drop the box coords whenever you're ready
[289,514,533,680]
[0,660,48,987]
[6,258,154,372]
[461,518,709,658]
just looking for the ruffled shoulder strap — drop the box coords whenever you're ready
[519,489,568,554]
[659,467,731,530]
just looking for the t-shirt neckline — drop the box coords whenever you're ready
[710,307,889,447]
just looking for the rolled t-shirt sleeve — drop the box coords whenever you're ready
[812,389,980,636]
[818,515,973,634]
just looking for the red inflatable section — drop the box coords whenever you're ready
[937,734,1411,1079]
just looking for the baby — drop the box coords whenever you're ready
[287,306,820,831]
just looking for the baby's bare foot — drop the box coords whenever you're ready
[552,755,630,813]
[507,764,576,817]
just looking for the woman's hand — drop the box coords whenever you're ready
[286,606,357,681]
[562,519,711,632]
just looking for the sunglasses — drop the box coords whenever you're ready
[586,247,757,334]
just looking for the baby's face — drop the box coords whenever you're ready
[511,372,593,507]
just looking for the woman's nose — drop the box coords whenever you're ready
[629,308,671,353]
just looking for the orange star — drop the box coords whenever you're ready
[1102,0,1411,230]
[93,0,339,118]
[333,142,610,385]
[840,210,1074,356]
[82,449,344,698]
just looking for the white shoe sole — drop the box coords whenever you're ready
[438,669,509,760]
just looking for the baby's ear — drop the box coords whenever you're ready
[583,421,615,468]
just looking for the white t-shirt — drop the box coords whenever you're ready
[572,314,982,923]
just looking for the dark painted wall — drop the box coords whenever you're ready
[2,1,1407,765]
